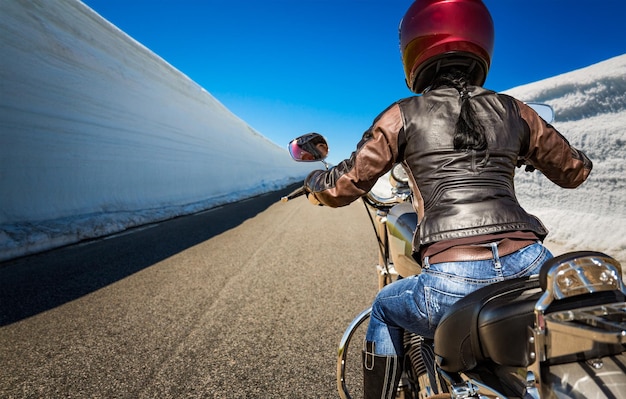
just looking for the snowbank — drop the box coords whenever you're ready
[0,1,312,261]
[506,54,626,263]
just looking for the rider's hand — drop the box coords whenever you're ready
[306,192,322,206]
[304,170,323,206]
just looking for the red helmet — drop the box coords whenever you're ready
[399,0,494,93]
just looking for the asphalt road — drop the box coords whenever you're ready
[1,185,604,399]
[0,186,379,398]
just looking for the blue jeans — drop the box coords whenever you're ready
[365,242,553,355]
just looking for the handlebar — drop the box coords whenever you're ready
[281,186,307,202]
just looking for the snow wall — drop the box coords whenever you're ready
[507,55,626,263]
[0,0,312,261]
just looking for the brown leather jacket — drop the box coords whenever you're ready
[305,86,592,255]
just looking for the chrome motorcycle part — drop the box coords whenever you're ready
[404,332,445,397]
[366,171,403,207]
[523,371,540,399]
[450,381,479,399]
[376,264,398,290]
[528,251,626,397]
[526,102,555,123]
[537,251,625,311]
[391,163,409,185]
[337,308,371,399]
[544,302,626,357]
[544,352,626,398]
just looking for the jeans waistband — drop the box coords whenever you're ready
[424,239,537,267]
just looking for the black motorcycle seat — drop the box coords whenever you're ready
[433,251,625,373]
[434,275,541,373]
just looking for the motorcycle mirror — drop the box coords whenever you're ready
[526,102,555,124]
[288,133,329,162]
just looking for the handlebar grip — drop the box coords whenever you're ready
[281,186,306,202]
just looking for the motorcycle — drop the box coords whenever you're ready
[283,104,626,399]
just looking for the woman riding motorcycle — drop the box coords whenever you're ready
[302,0,593,398]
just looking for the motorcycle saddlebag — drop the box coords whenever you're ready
[434,273,626,373]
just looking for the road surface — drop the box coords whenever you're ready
[0,186,378,398]
[0,186,598,398]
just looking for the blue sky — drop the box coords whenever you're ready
[83,0,626,164]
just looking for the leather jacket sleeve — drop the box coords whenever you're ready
[304,103,404,207]
[515,99,592,188]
